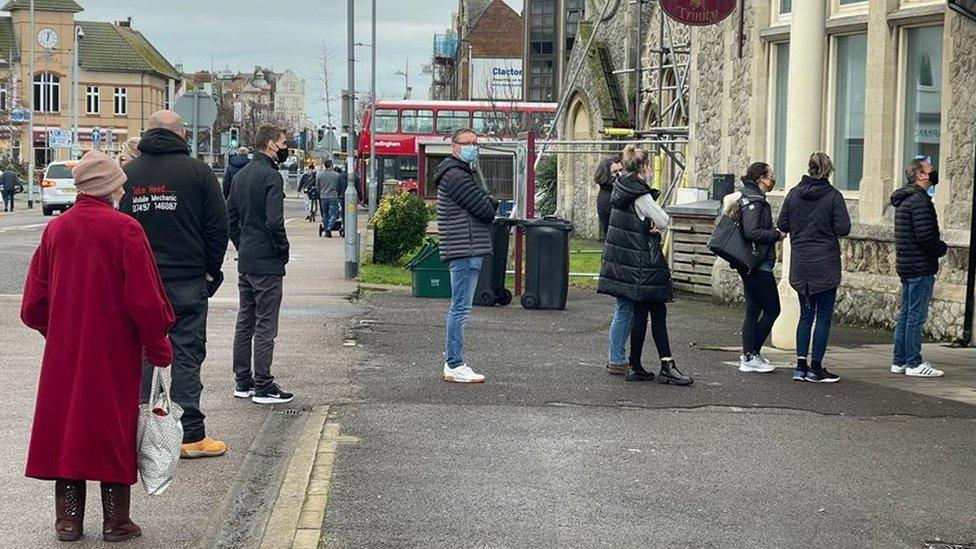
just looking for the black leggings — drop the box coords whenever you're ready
[740,269,781,356]
[629,301,672,369]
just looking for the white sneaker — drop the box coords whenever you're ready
[739,355,775,373]
[905,362,944,378]
[442,363,485,383]
[890,364,907,374]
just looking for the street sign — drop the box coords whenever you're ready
[949,0,976,21]
[10,109,29,123]
[47,129,72,149]
[660,0,736,26]
[174,91,218,129]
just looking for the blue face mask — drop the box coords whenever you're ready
[459,144,479,164]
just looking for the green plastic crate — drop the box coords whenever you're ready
[404,241,452,299]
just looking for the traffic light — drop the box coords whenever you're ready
[229,127,239,148]
[316,127,325,143]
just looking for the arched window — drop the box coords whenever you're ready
[33,73,60,113]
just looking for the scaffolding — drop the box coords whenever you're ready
[426,33,459,100]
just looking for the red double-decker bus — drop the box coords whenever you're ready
[356,99,557,200]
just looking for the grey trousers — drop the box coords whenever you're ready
[142,277,209,444]
[233,273,283,390]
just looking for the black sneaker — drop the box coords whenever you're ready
[233,382,254,399]
[626,367,655,382]
[805,367,840,383]
[252,383,295,404]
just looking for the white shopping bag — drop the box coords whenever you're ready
[137,366,184,495]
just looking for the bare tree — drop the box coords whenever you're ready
[317,42,340,129]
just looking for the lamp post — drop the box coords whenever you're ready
[27,0,35,208]
[395,56,410,100]
[69,25,83,159]
[345,0,359,279]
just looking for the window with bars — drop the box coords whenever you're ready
[33,73,60,112]
[114,87,127,115]
[86,86,99,114]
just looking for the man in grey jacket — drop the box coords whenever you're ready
[433,128,498,383]
[316,159,341,237]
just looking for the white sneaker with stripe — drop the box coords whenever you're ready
[905,362,944,378]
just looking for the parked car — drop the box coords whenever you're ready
[41,161,78,216]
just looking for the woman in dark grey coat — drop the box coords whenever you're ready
[594,155,622,241]
[778,152,851,383]
[598,145,692,385]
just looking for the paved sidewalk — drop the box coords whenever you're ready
[0,205,364,548]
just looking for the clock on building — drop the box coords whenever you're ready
[37,28,59,49]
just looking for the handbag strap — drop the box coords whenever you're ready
[151,367,172,412]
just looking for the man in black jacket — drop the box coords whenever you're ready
[223,147,250,199]
[227,125,294,404]
[433,128,498,384]
[890,158,948,378]
[0,168,21,212]
[120,110,230,458]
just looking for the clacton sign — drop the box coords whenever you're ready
[660,0,737,26]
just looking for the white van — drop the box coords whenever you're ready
[41,161,78,216]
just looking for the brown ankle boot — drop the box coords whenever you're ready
[55,480,86,541]
[100,483,141,542]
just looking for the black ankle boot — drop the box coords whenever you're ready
[55,480,86,541]
[658,360,693,386]
[626,364,655,382]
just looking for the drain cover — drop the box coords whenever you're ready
[925,542,976,549]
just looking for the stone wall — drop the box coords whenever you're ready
[942,9,976,230]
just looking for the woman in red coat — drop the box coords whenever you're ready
[21,150,175,542]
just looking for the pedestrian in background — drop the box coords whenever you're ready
[594,154,623,241]
[1,166,20,212]
[433,128,499,383]
[598,144,692,385]
[227,125,295,404]
[119,137,141,167]
[298,163,317,222]
[731,162,785,374]
[889,156,948,378]
[316,159,341,237]
[223,146,250,199]
[777,152,851,383]
[120,110,230,459]
[22,150,174,542]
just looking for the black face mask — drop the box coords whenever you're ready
[928,169,939,186]
[276,146,289,164]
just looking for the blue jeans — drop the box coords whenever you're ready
[445,256,483,368]
[320,197,340,231]
[893,275,935,367]
[796,288,838,363]
[608,297,634,365]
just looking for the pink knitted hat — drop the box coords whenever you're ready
[72,150,127,196]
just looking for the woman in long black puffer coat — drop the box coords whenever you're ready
[598,145,692,385]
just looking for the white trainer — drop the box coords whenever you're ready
[739,355,775,373]
[442,363,485,383]
[890,364,907,374]
[905,362,944,378]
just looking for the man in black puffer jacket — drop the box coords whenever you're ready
[433,128,498,384]
[120,110,229,458]
[889,158,948,378]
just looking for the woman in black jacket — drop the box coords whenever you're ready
[598,145,692,385]
[735,162,785,374]
[777,153,851,383]
[594,155,623,241]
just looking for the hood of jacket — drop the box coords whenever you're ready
[891,183,927,208]
[229,154,250,168]
[432,156,472,187]
[610,173,656,209]
[796,175,834,201]
[137,128,189,156]
[740,180,768,201]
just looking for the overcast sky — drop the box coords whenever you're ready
[76,0,524,126]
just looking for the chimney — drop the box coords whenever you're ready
[117,17,132,28]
